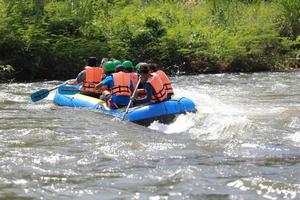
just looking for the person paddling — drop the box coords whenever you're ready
[67,57,105,97]
[123,60,139,88]
[95,64,134,109]
[148,63,174,99]
[133,64,167,105]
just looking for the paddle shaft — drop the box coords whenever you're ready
[122,76,141,120]
[60,89,84,93]
[48,85,61,92]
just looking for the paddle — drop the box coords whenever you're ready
[31,83,64,102]
[122,76,141,120]
[60,89,82,94]
[58,87,84,95]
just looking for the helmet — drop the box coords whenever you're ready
[113,60,122,66]
[103,61,115,73]
[135,62,148,71]
[134,64,140,71]
[123,60,133,69]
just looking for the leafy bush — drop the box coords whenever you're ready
[0,0,298,81]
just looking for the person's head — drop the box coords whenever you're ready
[138,63,152,81]
[113,60,122,66]
[103,61,116,73]
[123,60,133,72]
[115,64,125,72]
[135,62,148,73]
[87,57,97,67]
[148,63,158,73]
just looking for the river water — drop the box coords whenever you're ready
[0,72,299,200]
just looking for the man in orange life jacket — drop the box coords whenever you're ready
[135,62,149,90]
[133,64,167,105]
[67,57,105,97]
[123,60,139,88]
[148,63,174,99]
[95,64,134,109]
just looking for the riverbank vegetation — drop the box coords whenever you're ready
[0,0,299,81]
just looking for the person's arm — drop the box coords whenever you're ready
[66,79,78,85]
[95,76,112,90]
[130,80,134,92]
[67,70,85,85]
[95,82,103,90]
[134,83,153,105]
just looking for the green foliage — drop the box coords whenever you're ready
[0,64,15,82]
[276,0,300,39]
[0,65,15,73]
[0,0,299,81]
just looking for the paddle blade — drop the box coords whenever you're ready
[31,89,49,102]
[58,85,81,95]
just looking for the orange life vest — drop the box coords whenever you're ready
[83,66,105,93]
[155,70,174,95]
[147,74,167,103]
[130,72,139,88]
[111,72,132,96]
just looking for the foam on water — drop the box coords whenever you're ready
[288,117,300,129]
[0,82,57,104]
[0,91,29,103]
[270,82,289,91]
[227,177,300,199]
[148,113,196,134]
[190,114,250,140]
[286,132,300,147]
[149,87,251,140]
[0,74,299,200]
[47,91,56,101]
[0,91,10,103]
[25,102,54,110]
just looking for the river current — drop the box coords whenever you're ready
[0,72,299,200]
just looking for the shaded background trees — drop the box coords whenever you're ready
[0,0,299,81]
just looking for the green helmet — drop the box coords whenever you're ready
[113,60,122,66]
[135,62,147,71]
[123,60,133,69]
[104,61,115,73]
[134,64,140,71]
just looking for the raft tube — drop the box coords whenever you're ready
[54,85,197,126]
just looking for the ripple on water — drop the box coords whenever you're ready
[288,117,300,129]
[286,132,300,147]
[24,102,55,110]
[227,177,300,199]
[224,140,300,159]
[189,114,251,141]
[0,74,299,199]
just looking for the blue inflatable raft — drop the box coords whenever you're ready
[53,84,197,126]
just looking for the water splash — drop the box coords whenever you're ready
[150,87,251,140]
[286,132,300,147]
[148,113,196,134]
[227,177,300,199]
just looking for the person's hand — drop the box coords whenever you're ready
[133,92,139,99]
[132,99,136,105]
[66,79,76,85]
[95,83,101,90]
